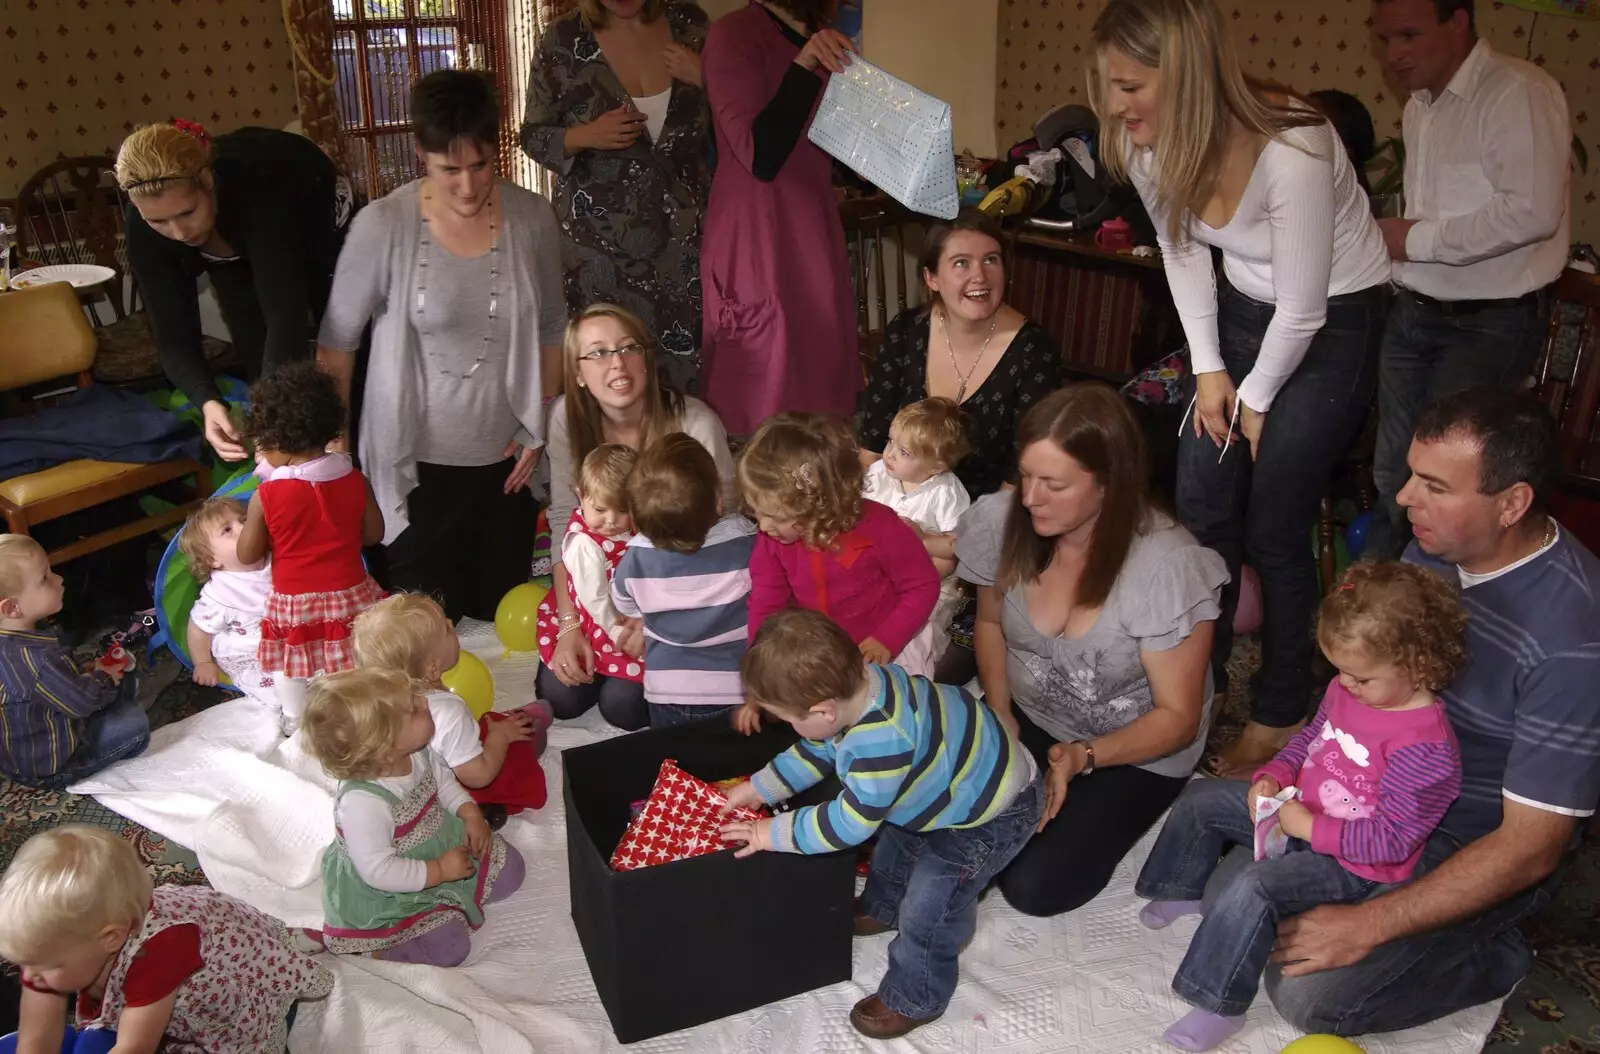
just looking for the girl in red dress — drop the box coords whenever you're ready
[238,361,386,734]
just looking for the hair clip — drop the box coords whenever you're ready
[172,118,211,148]
[1338,582,1356,591]
[795,463,817,491]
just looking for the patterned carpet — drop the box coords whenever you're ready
[0,639,1594,1051]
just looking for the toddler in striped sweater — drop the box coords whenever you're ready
[1134,562,1468,1051]
[718,609,1039,1041]
[611,433,757,729]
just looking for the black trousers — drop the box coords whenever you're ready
[996,707,1189,917]
[375,459,538,623]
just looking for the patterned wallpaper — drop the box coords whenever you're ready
[0,0,299,199]
[995,0,1600,242]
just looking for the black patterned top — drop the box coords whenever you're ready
[858,309,1061,499]
[519,3,711,394]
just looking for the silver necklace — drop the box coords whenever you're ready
[938,306,999,403]
[415,190,500,380]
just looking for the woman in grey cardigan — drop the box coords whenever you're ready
[318,70,566,623]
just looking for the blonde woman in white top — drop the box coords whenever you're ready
[1091,0,1391,778]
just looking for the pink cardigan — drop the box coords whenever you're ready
[747,499,940,656]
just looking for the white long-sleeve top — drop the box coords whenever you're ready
[1128,121,1390,412]
[1396,39,1571,301]
[335,750,473,893]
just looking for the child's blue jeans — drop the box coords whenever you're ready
[856,777,1042,1019]
[647,702,734,728]
[1135,778,1380,1016]
[28,678,149,792]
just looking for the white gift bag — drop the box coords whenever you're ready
[807,57,960,221]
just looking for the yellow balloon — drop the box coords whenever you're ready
[441,651,496,720]
[495,581,550,653]
[1281,1037,1366,1054]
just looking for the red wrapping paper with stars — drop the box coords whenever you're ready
[609,759,765,871]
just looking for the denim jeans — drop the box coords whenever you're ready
[1367,290,1548,561]
[858,778,1043,1019]
[648,702,734,728]
[536,666,648,731]
[1135,779,1377,1016]
[30,682,149,792]
[1177,283,1388,726]
[1264,828,1553,1035]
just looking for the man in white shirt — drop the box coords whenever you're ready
[1366,0,1570,560]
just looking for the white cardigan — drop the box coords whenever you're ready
[1128,122,1390,412]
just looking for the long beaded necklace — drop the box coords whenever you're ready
[414,188,500,380]
[938,305,999,403]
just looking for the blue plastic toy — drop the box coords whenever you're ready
[1346,509,1374,560]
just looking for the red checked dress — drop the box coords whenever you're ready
[536,509,644,683]
[257,454,385,679]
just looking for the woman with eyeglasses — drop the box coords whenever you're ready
[117,121,354,461]
[540,303,736,729]
[316,70,567,624]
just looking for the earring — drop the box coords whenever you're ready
[577,380,586,388]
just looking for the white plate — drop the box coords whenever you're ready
[9,264,117,289]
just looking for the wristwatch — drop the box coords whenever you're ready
[1072,740,1096,777]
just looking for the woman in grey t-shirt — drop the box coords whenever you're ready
[955,384,1227,918]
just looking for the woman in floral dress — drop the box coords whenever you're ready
[520,0,712,394]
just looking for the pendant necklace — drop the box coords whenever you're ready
[415,189,500,380]
[939,306,999,403]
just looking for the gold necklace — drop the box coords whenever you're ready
[939,307,999,403]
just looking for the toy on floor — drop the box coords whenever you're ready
[0,1024,114,1053]
[494,581,549,653]
[442,650,496,719]
[1281,1038,1365,1054]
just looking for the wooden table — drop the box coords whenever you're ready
[1004,225,1179,382]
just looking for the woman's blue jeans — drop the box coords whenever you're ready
[1176,282,1388,727]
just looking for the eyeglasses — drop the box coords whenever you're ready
[577,343,648,364]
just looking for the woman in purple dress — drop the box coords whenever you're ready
[699,0,860,436]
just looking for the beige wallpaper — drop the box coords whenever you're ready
[0,0,299,199]
[995,0,1600,243]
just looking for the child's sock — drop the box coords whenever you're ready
[275,676,309,735]
[1163,1009,1246,1052]
[1139,899,1204,929]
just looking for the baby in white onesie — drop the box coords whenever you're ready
[180,496,277,709]
[862,398,973,655]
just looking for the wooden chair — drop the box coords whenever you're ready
[839,197,927,376]
[1533,268,1600,491]
[13,156,232,388]
[0,282,207,565]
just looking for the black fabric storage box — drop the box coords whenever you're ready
[563,717,857,1043]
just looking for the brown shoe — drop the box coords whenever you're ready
[1202,720,1306,780]
[853,912,893,937]
[849,994,939,1039]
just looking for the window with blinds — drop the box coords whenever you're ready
[330,0,548,200]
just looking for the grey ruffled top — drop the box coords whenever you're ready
[955,493,1229,778]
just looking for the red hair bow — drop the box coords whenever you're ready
[172,119,211,147]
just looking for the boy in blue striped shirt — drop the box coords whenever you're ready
[720,608,1040,1040]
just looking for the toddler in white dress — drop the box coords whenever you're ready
[179,497,277,708]
[862,398,973,656]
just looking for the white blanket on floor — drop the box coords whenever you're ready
[72,623,1501,1053]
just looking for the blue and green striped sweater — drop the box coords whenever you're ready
[751,664,1036,855]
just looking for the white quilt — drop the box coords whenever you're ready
[71,622,1501,1054]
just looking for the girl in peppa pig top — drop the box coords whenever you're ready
[1130,561,1467,1052]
